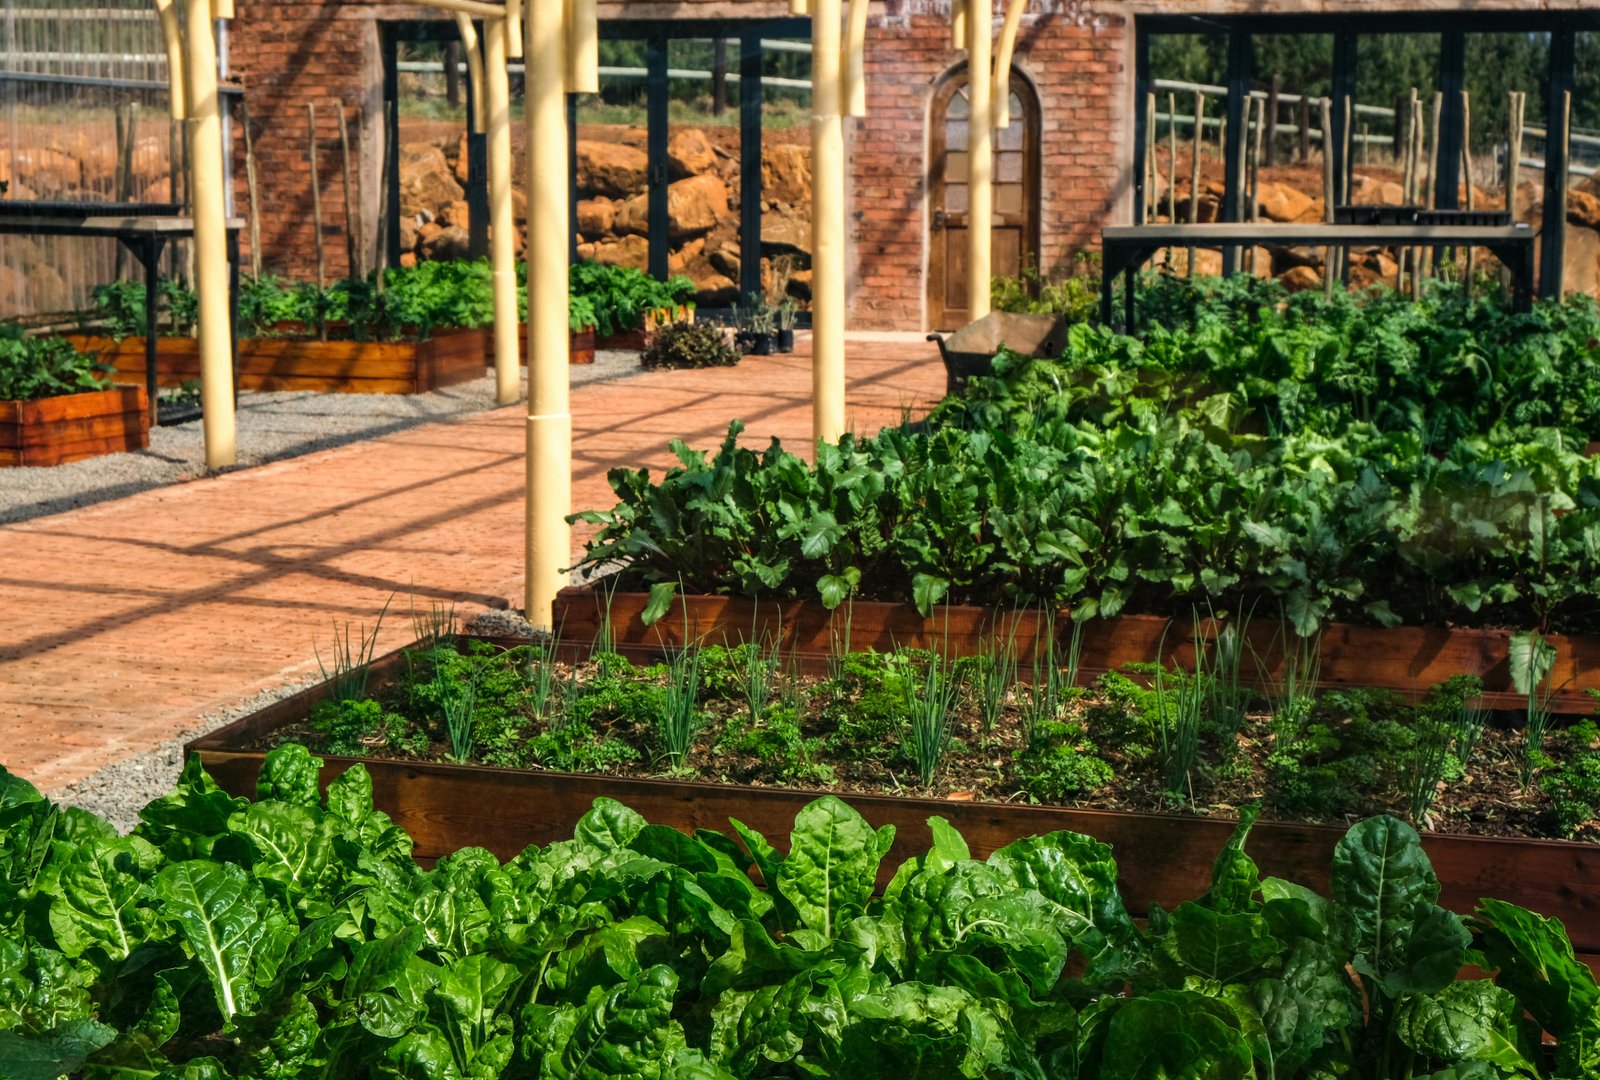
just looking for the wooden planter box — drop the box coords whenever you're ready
[66,329,487,395]
[0,386,148,466]
[186,636,1600,963]
[486,326,596,366]
[553,587,1600,714]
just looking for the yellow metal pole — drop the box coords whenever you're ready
[993,0,1026,129]
[567,0,598,94]
[811,0,846,443]
[452,13,486,135]
[505,0,524,59]
[966,0,992,320]
[524,0,571,630]
[153,0,186,119]
[185,0,235,468]
[483,17,519,407]
[844,0,871,119]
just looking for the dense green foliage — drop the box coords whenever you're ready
[575,279,1600,636]
[90,261,696,343]
[640,322,741,371]
[0,325,112,402]
[1,748,1596,1078]
[567,262,696,339]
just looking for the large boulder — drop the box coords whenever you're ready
[576,197,616,238]
[398,143,464,219]
[1562,223,1600,297]
[761,209,811,256]
[667,129,717,178]
[6,147,81,196]
[419,225,472,262]
[761,143,812,206]
[1570,190,1600,230]
[437,200,471,229]
[1279,265,1322,292]
[577,141,648,199]
[592,234,649,268]
[1257,181,1314,223]
[666,173,728,238]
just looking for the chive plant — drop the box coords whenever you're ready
[1153,624,1206,803]
[973,620,1020,733]
[523,644,559,723]
[442,670,479,763]
[659,645,704,768]
[731,635,781,725]
[1512,631,1559,790]
[316,598,390,703]
[905,654,964,785]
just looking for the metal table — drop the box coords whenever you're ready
[0,202,245,422]
[1100,222,1538,329]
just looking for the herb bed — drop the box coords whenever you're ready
[189,635,1600,957]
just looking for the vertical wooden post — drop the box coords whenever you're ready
[1263,74,1280,167]
[1298,96,1311,163]
[1167,91,1178,224]
[812,0,846,438]
[1507,90,1524,218]
[1145,92,1157,222]
[307,103,326,324]
[1188,90,1203,273]
[967,0,993,318]
[337,106,361,279]
[1462,90,1475,284]
[1321,96,1335,298]
[242,100,261,278]
[484,16,519,407]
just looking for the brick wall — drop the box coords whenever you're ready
[228,1,391,280]
[849,3,1129,329]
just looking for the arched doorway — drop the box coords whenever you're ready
[927,68,1041,330]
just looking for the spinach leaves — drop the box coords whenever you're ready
[0,748,1594,1078]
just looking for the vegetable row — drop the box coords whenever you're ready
[2,747,1598,1078]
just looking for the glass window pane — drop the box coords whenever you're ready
[667,37,739,308]
[762,35,812,313]
[947,151,969,183]
[946,118,969,151]
[997,151,1023,183]
[575,39,650,272]
[996,183,1023,214]
[946,182,969,213]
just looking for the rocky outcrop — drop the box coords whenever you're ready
[576,142,649,199]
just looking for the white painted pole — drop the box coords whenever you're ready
[185,0,235,468]
[966,0,992,319]
[812,0,846,442]
[524,0,571,629]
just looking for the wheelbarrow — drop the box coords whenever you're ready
[926,311,1070,395]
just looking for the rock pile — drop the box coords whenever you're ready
[395,125,815,306]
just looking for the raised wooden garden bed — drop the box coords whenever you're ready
[187,635,1600,963]
[0,386,148,466]
[66,329,488,395]
[486,326,596,365]
[553,587,1600,714]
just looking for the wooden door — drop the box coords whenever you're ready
[928,71,1040,331]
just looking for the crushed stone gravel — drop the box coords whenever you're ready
[0,350,644,526]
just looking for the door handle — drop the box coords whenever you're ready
[932,209,946,230]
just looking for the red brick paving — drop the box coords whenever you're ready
[0,335,944,792]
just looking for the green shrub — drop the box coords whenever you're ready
[1015,719,1114,802]
[0,325,112,402]
[991,255,1100,323]
[640,320,739,370]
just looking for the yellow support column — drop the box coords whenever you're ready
[184,0,236,468]
[480,17,520,407]
[524,0,572,630]
[966,0,992,321]
[811,0,846,444]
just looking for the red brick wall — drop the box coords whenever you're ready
[847,4,1128,329]
[227,1,390,280]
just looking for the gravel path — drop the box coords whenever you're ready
[0,350,644,526]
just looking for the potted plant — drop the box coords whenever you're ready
[775,297,799,353]
[734,293,776,356]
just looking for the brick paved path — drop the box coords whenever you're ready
[0,336,943,792]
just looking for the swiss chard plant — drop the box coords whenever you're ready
[0,748,1594,1078]
[0,325,112,402]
